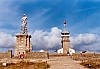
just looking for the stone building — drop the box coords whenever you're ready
[14,14,32,57]
[61,20,70,54]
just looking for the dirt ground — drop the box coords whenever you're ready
[47,56,89,69]
[0,56,90,69]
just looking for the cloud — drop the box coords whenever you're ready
[31,28,100,52]
[74,7,97,12]
[70,34,97,45]
[0,32,15,48]
[31,27,62,50]
[0,27,62,51]
[70,33,100,52]
[0,27,100,52]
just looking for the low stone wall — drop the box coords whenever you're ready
[26,51,49,59]
[0,50,12,59]
[49,53,67,57]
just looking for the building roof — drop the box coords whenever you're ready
[61,20,70,34]
[61,30,70,34]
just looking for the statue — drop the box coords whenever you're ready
[21,14,27,34]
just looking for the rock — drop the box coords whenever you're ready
[3,63,6,66]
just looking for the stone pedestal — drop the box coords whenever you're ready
[14,34,32,57]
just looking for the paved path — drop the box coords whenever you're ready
[47,56,89,69]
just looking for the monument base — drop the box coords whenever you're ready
[14,34,32,57]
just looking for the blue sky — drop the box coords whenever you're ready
[0,0,100,52]
[0,0,100,35]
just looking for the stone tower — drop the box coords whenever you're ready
[14,14,32,57]
[61,20,70,54]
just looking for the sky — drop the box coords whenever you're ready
[0,0,100,53]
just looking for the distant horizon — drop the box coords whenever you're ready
[0,47,100,54]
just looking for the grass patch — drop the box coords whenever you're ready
[71,53,100,69]
[0,61,50,69]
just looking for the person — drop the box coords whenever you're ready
[21,52,26,58]
[67,51,69,56]
[18,52,21,59]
